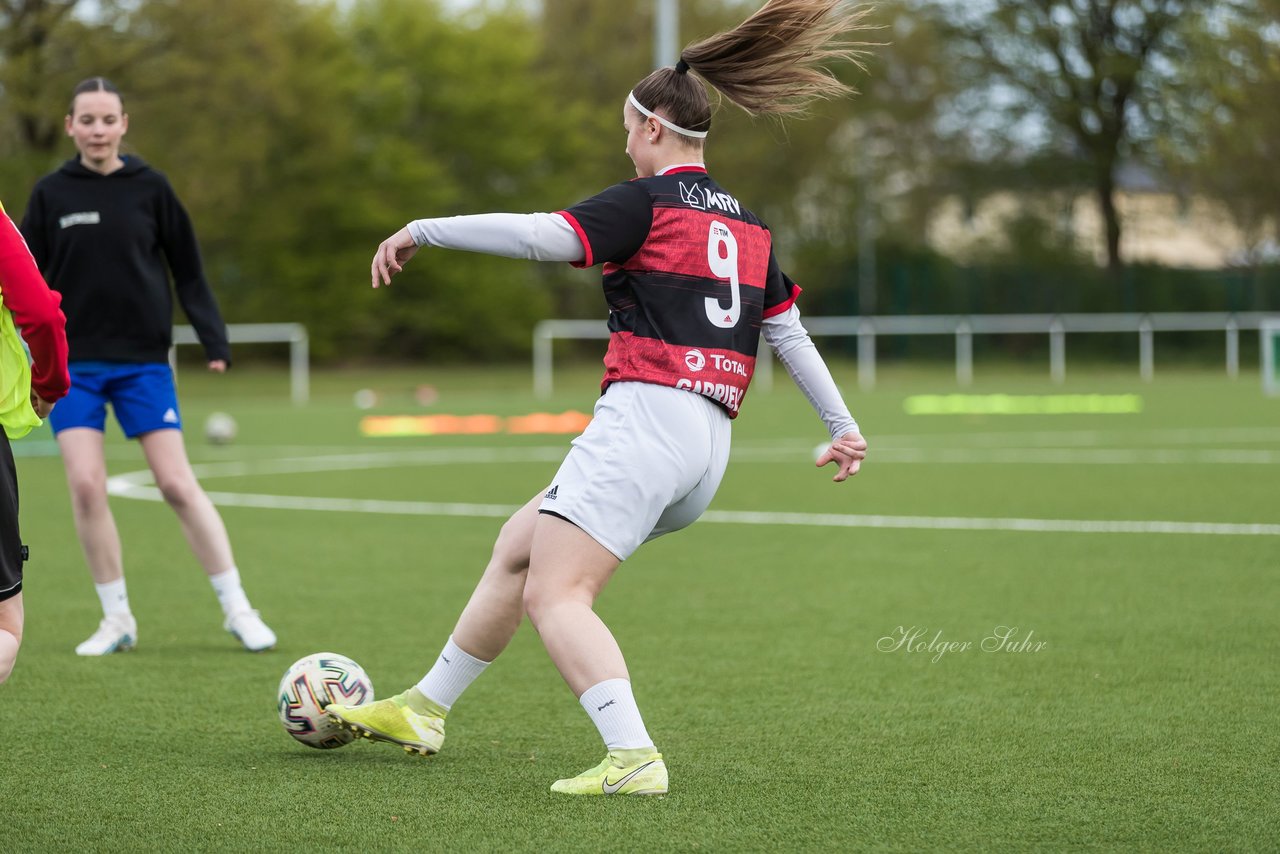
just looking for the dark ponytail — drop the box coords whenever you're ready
[630,0,874,143]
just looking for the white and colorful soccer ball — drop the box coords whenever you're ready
[204,412,238,445]
[277,652,375,749]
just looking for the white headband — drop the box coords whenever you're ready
[627,91,708,139]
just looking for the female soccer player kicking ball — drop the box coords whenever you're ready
[327,0,872,795]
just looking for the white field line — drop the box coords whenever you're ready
[734,426,1280,452]
[164,426,1280,462]
[174,442,1280,470]
[104,448,1280,537]
[115,486,522,520]
[873,426,1280,448]
[26,425,1277,462]
[732,447,1280,465]
[700,510,1280,537]
[48,424,1272,464]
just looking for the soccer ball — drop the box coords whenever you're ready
[277,652,375,749]
[204,412,238,445]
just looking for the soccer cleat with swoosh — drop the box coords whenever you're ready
[324,694,445,756]
[549,751,667,796]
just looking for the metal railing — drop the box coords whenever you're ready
[1264,318,1280,396]
[534,312,1279,396]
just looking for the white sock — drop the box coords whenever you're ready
[415,636,490,710]
[95,578,131,617]
[208,567,252,616]
[579,678,654,751]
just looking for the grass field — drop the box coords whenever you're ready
[4,360,1278,851]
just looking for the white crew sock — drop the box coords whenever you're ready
[208,567,252,616]
[95,578,131,617]
[579,678,654,751]
[415,636,490,710]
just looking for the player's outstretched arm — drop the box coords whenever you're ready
[371,226,420,288]
[376,212,591,290]
[371,212,586,288]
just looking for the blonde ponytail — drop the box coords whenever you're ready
[629,1,876,144]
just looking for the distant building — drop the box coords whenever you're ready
[927,162,1260,269]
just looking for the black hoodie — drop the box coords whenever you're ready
[20,156,230,365]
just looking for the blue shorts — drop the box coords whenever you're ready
[49,362,183,438]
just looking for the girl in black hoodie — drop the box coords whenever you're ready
[21,78,276,656]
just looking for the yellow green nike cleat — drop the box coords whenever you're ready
[324,693,445,756]
[550,751,668,796]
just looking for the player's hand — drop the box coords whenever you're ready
[30,392,54,419]
[817,431,867,482]
[208,360,228,373]
[372,226,420,288]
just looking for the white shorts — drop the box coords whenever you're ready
[539,381,732,560]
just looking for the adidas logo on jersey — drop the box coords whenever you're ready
[545,485,558,500]
[162,408,179,424]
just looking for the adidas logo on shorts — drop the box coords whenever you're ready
[545,485,558,500]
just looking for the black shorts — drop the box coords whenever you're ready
[1,432,22,603]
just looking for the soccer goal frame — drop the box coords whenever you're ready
[171,322,310,405]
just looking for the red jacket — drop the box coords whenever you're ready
[0,206,69,402]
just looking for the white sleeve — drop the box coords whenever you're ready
[761,305,860,440]
[406,212,585,263]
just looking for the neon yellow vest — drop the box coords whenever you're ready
[0,199,43,439]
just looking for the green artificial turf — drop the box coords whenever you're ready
[4,362,1277,851]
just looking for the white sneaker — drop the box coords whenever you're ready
[75,613,138,656]
[224,609,277,652]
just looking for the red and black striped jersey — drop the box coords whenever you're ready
[557,166,798,418]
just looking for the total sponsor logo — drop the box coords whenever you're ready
[678,348,749,411]
[710,354,748,377]
[683,348,748,378]
[679,182,742,215]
